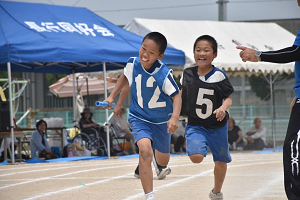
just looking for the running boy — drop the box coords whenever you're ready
[181,35,234,200]
[104,32,181,200]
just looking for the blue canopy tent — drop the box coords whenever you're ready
[0,1,185,162]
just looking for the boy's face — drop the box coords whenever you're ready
[139,38,164,70]
[194,40,217,69]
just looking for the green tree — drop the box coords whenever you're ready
[0,71,8,78]
[248,72,294,101]
[47,73,67,86]
[173,75,182,90]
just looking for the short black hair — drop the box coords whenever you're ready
[142,32,167,55]
[193,35,218,54]
[36,119,47,129]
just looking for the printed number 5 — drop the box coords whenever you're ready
[196,88,214,119]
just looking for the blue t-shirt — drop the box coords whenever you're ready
[124,57,179,124]
[293,29,300,98]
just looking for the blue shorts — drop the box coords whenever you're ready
[185,123,231,163]
[128,115,171,153]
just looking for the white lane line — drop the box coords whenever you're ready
[122,161,281,200]
[0,160,138,177]
[0,159,138,171]
[0,164,136,190]
[244,173,283,200]
[23,172,133,200]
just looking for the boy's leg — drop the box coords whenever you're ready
[137,138,154,194]
[150,122,171,180]
[185,125,208,163]
[213,161,227,194]
[153,149,171,179]
[206,124,231,199]
[153,149,169,167]
[134,149,171,180]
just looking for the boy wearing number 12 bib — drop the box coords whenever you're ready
[104,32,181,200]
[181,35,234,200]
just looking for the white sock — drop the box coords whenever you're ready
[145,191,155,199]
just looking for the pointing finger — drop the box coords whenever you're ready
[236,46,246,51]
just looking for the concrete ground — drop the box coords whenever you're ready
[0,151,286,200]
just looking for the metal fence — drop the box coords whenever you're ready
[16,109,116,129]
[228,105,290,146]
[16,105,290,146]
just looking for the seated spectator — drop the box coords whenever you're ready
[171,119,186,153]
[79,107,113,154]
[228,117,244,150]
[244,117,266,150]
[30,119,58,159]
[79,107,105,134]
[111,107,136,154]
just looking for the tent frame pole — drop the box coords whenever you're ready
[7,62,15,164]
[103,62,110,158]
[72,69,76,127]
[262,73,277,152]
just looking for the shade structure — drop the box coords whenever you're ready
[0,1,186,162]
[49,69,123,97]
[124,18,295,75]
[49,73,118,98]
[0,2,185,72]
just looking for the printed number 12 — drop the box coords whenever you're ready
[135,74,166,109]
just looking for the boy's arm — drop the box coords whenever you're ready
[103,74,128,109]
[167,92,182,134]
[213,95,232,121]
[114,83,130,118]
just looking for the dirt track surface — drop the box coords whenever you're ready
[0,152,286,200]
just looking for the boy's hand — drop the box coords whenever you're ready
[167,116,179,134]
[103,97,114,109]
[213,107,226,121]
[113,105,122,118]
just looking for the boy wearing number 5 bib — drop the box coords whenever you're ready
[104,32,181,200]
[181,35,234,200]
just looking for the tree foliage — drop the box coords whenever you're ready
[248,73,294,101]
[47,73,67,86]
[173,75,182,90]
[0,71,8,79]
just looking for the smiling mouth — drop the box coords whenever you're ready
[141,57,149,62]
[198,58,206,61]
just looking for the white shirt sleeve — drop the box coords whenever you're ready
[163,73,179,97]
[124,61,134,86]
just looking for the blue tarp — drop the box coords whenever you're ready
[0,1,185,73]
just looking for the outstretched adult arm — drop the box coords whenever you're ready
[236,45,300,63]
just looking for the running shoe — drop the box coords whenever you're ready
[157,167,171,180]
[209,189,223,200]
[147,197,156,200]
